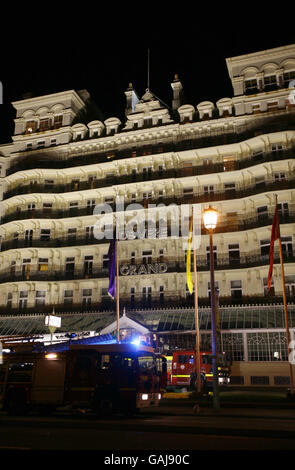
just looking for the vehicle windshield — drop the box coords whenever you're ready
[202,354,212,365]
[137,354,155,371]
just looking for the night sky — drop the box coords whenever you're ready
[0,17,294,145]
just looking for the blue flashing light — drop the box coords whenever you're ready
[131,338,141,346]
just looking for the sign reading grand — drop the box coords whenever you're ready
[120,263,168,276]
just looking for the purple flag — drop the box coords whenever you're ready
[107,233,116,300]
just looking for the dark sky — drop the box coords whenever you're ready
[0,17,294,144]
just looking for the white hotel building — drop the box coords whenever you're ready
[0,44,295,386]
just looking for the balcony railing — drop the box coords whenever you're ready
[0,251,293,285]
[1,294,294,318]
[5,114,295,177]
[3,148,295,200]
[1,177,294,225]
[1,213,294,253]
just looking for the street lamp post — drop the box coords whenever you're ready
[203,207,220,412]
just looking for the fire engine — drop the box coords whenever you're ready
[0,335,167,416]
[166,349,231,389]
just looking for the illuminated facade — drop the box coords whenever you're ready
[0,44,295,386]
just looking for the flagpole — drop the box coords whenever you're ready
[192,209,201,394]
[116,234,120,342]
[275,196,294,394]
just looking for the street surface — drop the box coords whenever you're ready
[1,403,295,450]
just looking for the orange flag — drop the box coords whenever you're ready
[267,207,280,291]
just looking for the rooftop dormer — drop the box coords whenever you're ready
[12,90,88,137]
[226,44,295,96]
[123,85,174,131]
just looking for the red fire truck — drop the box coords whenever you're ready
[0,339,167,416]
[169,350,231,389]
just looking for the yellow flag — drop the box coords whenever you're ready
[186,216,193,294]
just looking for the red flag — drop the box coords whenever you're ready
[267,207,280,291]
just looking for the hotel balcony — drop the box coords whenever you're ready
[3,147,295,198]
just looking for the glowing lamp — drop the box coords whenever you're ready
[131,338,141,346]
[203,207,218,230]
[45,353,58,360]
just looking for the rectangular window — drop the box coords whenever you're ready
[142,286,152,301]
[274,172,286,182]
[251,376,269,385]
[84,255,93,275]
[65,257,75,274]
[19,291,28,309]
[281,236,293,259]
[245,79,257,94]
[40,229,50,241]
[223,156,235,171]
[71,179,79,190]
[53,115,63,128]
[284,70,295,87]
[257,206,268,220]
[260,239,271,257]
[143,191,152,200]
[38,258,48,271]
[252,149,264,162]
[271,143,283,152]
[35,290,46,306]
[102,253,109,269]
[130,251,135,265]
[230,376,244,385]
[252,104,260,114]
[142,250,152,264]
[228,244,240,265]
[183,187,193,196]
[130,287,135,303]
[104,196,114,204]
[224,182,236,191]
[82,289,92,306]
[255,176,265,188]
[37,141,45,148]
[7,292,12,309]
[159,285,164,302]
[25,120,37,134]
[264,75,276,89]
[85,226,94,239]
[143,167,152,179]
[230,280,242,299]
[267,101,278,111]
[64,290,73,305]
[43,202,52,212]
[39,118,51,131]
[204,185,214,195]
[68,228,77,240]
[277,202,289,217]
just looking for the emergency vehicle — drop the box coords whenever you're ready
[0,335,167,416]
[168,349,231,389]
